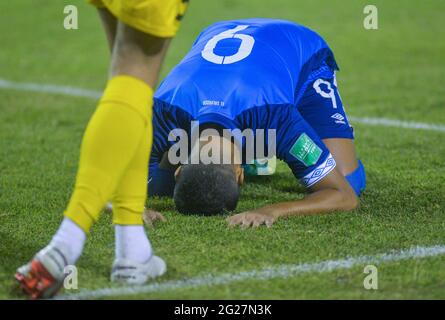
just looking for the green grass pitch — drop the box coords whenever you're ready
[0,0,444,299]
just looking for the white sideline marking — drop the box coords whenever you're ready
[1,78,444,133]
[55,244,445,300]
[349,116,445,133]
[0,78,102,99]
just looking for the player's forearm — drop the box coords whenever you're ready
[258,188,359,219]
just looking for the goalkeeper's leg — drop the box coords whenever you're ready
[110,118,166,284]
[64,21,171,240]
[15,20,171,299]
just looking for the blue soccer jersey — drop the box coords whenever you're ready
[150,18,342,191]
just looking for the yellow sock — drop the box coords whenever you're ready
[64,75,153,232]
[112,120,152,226]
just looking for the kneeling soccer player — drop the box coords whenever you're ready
[147,18,366,227]
[15,0,188,299]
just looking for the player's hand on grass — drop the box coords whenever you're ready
[143,208,166,228]
[227,211,276,228]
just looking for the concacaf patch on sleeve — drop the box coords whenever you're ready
[289,133,322,166]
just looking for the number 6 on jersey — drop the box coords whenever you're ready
[201,25,255,64]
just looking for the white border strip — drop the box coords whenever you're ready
[56,244,445,300]
[1,78,444,133]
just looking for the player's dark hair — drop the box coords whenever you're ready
[173,163,240,215]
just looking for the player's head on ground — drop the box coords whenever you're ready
[173,125,244,215]
[173,163,242,215]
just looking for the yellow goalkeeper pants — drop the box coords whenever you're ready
[64,75,152,232]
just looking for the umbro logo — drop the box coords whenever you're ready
[331,113,346,124]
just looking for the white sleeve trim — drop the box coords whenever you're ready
[300,153,336,188]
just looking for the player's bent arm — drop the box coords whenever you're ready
[299,167,359,213]
[227,168,358,228]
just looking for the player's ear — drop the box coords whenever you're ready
[174,166,182,181]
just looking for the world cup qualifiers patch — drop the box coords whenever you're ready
[289,133,322,166]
